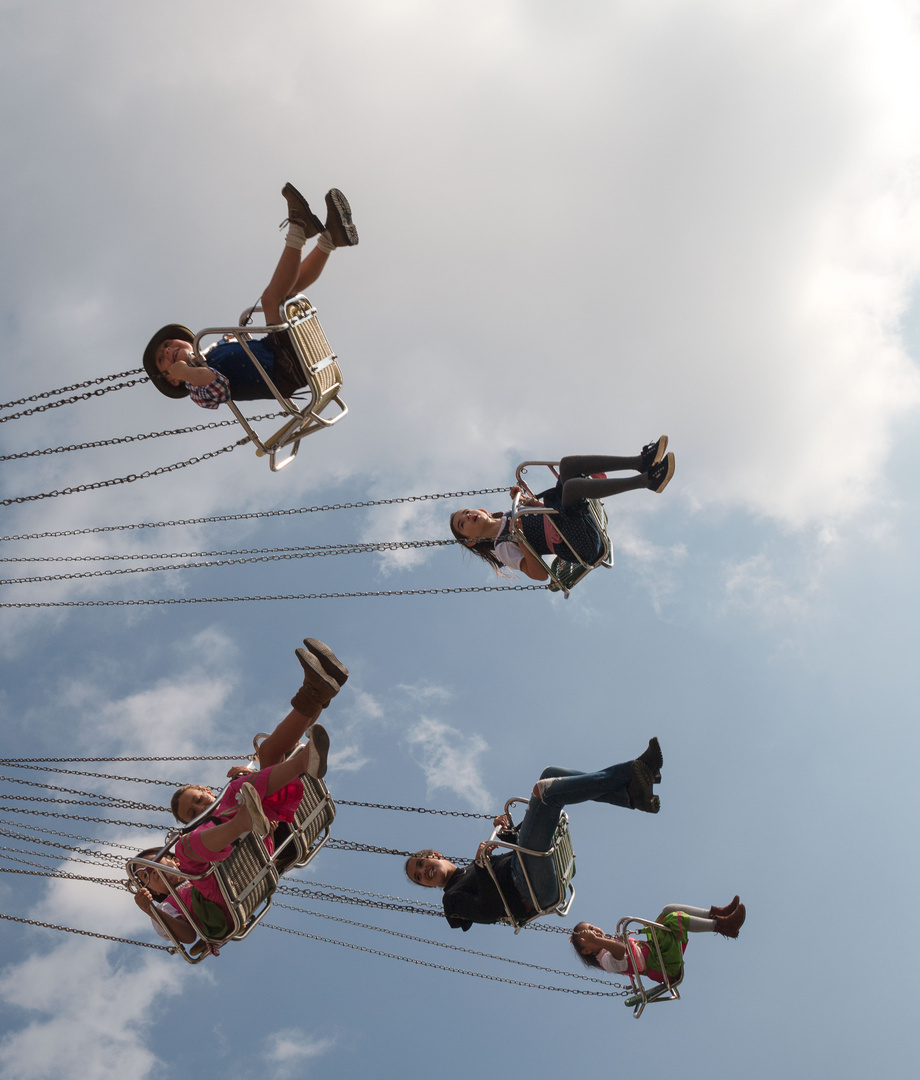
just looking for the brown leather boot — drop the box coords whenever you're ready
[715,904,746,938]
[291,649,339,713]
[710,895,740,919]
[628,760,660,813]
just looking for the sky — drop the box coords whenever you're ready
[1,0,919,1077]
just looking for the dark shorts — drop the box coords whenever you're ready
[266,332,307,397]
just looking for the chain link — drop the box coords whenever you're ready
[0,369,144,411]
[262,921,626,996]
[0,773,168,811]
[337,800,491,818]
[0,539,457,586]
[272,900,616,985]
[0,379,145,424]
[0,910,172,951]
[0,439,247,506]
[1,584,544,609]
[0,488,509,543]
[0,412,283,461]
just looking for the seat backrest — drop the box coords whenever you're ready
[283,296,343,408]
[274,774,336,871]
[212,832,279,935]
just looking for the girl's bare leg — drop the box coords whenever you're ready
[291,246,330,295]
[199,807,254,854]
[264,743,315,796]
[261,246,303,325]
[258,707,321,769]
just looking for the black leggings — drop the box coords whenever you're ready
[558,454,647,509]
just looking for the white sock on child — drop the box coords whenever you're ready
[315,231,336,254]
[285,223,307,250]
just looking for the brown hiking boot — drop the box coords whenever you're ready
[638,737,663,774]
[710,895,740,919]
[715,904,746,938]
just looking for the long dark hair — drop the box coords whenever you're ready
[449,510,508,574]
[570,921,603,968]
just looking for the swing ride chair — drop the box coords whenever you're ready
[510,462,613,599]
[125,758,336,964]
[194,292,347,472]
[614,916,684,1019]
[477,797,576,934]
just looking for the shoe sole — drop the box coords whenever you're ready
[652,452,675,493]
[647,435,668,467]
[237,782,271,838]
[325,188,359,246]
[295,648,340,700]
[281,182,324,237]
[303,638,348,686]
[306,723,330,780]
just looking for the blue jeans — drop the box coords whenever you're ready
[510,761,634,910]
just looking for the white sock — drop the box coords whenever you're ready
[315,231,336,254]
[285,222,307,250]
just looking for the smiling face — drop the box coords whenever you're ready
[154,339,194,385]
[406,853,456,889]
[175,785,216,823]
[450,508,497,544]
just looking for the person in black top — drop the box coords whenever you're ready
[405,739,663,931]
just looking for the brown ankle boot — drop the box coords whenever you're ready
[710,895,740,919]
[291,649,339,713]
[303,638,348,686]
[715,904,746,939]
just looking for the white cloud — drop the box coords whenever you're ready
[0,940,182,1080]
[263,1028,337,1080]
[404,716,491,811]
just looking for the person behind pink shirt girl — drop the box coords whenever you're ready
[570,896,746,983]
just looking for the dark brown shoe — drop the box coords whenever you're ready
[281,182,324,237]
[715,904,746,938]
[638,737,663,774]
[628,760,660,813]
[292,648,340,711]
[324,188,359,247]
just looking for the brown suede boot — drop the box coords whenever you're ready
[303,638,348,687]
[291,649,339,713]
[628,760,660,814]
[715,904,746,939]
[710,895,740,919]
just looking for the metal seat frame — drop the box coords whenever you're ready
[614,916,685,1018]
[509,462,614,598]
[125,756,335,964]
[193,292,347,472]
[477,797,576,934]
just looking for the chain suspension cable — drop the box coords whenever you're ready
[262,921,626,996]
[0,821,162,853]
[0,412,284,462]
[0,772,168,811]
[0,910,172,951]
[0,369,144,411]
[0,539,457,586]
[0,375,145,424]
[0,438,248,506]
[0,853,126,879]
[0,488,509,543]
[1,585,545,610]
[0,831,134,867]
[273,900,615,985]
[0,539,452,565]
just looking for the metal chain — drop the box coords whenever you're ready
[272,900,616,985]
[0,821,159,852]
[262,922,626,996]
[0,540,456,586]
[0,805,164,830]
[0,438,247,506]
[0,412,283,461]
[0,379,145,424]
[0,862,124,888]
[0,369,144,410]
[0,773,167,811]
[0,488,508,543]
[1,585,545,609]
[0,910,172,951]
[0,539,453,565]
[337,800,491,818]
